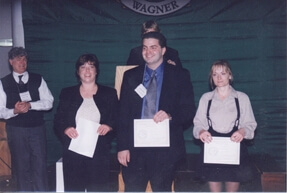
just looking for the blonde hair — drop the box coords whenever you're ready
[141,20,161,36]
[209,60,233,89]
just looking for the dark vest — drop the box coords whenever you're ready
[1,73,44,127]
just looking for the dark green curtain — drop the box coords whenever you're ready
[22,0,286,170]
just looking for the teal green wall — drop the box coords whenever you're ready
[22,0,286,170]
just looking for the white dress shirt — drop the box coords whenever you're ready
[193,86,257,139]
[0,71,54,119]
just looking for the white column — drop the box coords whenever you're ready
[11,0,25,47]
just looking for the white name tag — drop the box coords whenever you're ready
[19,91,32,102]
[134,84,147,98]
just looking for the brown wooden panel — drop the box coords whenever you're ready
[261,172,286,192]
[114,65,138,99]
[0,121,11,180]
[0,120,7,139]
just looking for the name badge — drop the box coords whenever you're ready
[19,91,32,102]
[134,84,146,98]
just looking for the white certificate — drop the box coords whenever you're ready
[68,117,100,158]
[134,119,170,147]
[204,137,240,165]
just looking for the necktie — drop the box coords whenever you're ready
[18,75,24,85]
[144,71,157,118]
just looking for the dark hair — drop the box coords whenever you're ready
[141,20,161,36]
[8,47,28,60]
[142,31,167,48]
[75,54,99,82]
[209,60,234,90]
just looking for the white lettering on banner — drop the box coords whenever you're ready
[121,0,190,16]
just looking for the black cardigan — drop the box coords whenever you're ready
[53,84,118,155]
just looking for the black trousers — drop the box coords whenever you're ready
[6,125,48,191]
[62,149,110,192]
[122,150,176,192]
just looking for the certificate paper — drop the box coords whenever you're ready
[68,118,100,158]
[204,137,240,165]
[134,119,170,147]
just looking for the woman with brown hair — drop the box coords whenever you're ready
[54,53,118,191]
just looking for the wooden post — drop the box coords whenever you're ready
[0,120,12,181]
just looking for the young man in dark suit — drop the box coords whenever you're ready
[126,20,182,68]
[118,32,195,192]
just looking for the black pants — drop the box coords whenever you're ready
[63,149,110,192]
[6,125,48,191]
[122,150,176,192]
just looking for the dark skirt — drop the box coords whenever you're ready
[196,141,255,182]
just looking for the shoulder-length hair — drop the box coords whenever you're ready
[209,60,233,90]
[75,53,99,82]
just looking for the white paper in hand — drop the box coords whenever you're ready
[134,119,170,147]
[204,136,240,165]
[68,117,100,158]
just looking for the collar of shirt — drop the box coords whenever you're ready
[13,71,28,83]
[143,62,164,87]
[213,86,238,101]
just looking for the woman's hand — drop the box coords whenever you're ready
[97,124,112,136]
[64,127,78,139]
[231,128,245,142]
[199,130,212,143]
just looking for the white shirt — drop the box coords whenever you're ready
[193,86,257,139]
[0,71,54,119]
[75,97,101,124]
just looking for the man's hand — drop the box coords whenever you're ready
[153,110,171,123]
[14,101,30,114]
[118,150,130,167]
[167,59,176,66]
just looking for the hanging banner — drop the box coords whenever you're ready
[121,0,190,16]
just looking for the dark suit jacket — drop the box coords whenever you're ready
[117,63,195,163]
[126,45,182,68]
[53,84,118,156]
